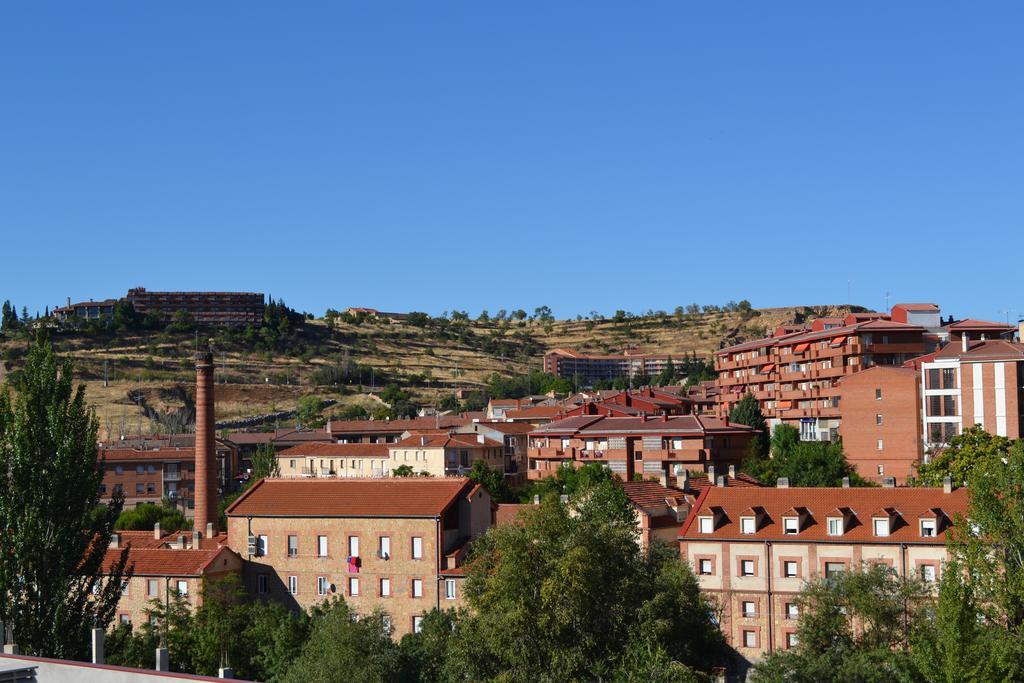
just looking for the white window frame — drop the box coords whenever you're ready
[147,579,159,597]
[257,535,268,557]
[412,578,423,598]
[742,600,756,617]
[740,560,755,577]
[287,575,298,595]
[740,517,755,534]
[176,580,188,596]
[317,576,328,596]
[782,517,798,535]
[379,536,391,559]
[920,519,936,537]
[349,577,360,596]
[920,564,936,582]
[873,518,890,537]
[348,536,359,558]
[445,579,456,600]
[413,615,424,633]
[411,536,423,560]
[317,535,329,558]
[743,630,757,648]
[698,559,712,575]
[698,517,713,534]
[380,578,391,597]
[288,535,298,557]
[783,561,797,578]
[827,518,843,536]
[786,602,799,619]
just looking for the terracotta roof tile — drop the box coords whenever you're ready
[277,442,390,458]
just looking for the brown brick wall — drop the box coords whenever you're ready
[839,366,921,483]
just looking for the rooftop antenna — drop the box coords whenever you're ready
[885,291,890,311]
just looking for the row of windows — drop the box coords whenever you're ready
[738,599,800,620]
[697,557,938,581]
[699,514,940,538]
[111,464,191,475]
[260,574,457,601]
[255,534,423,560]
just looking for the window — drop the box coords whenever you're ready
[698,517,713,533]
[740,517,755,534]
[136,483,144,495]
[382,615,392,633]
[786,632,798,648]
[349,577,360,596]
[877,464,885,475]
[445,579,456,600]
[258,535,268,557]
[920,519,937,537]
[875,389,882,400]
[825,562,845,578]
[288,535,298,557]
[873,518,890,537]
[348,536,360,558]
[115,466,124,475]
[317,576,328,596]
[121,580,129,596]
[147,579,159,597]
[413,616,424,633]
[411,536,423,560]
[742,630,757,648]
[783,517,798,535]
[119,614,131,625]
[147,483,155,494]
[317,535,328,557]
[378,536,391,559]
[877,439,884,451]
[742,600,756,617]
[786,602,799,619]
[147,464,156,474]
[287,576,298,595]
[135,464,144,474]
[783,561,798,578]
[876,414,883,425]
[257,575,268,594]
[412,579,423,598]
[380,578,391,597]
[176,580,188,596]
[698,559,713,575]
[740,560,755,577]
[827,518,843,536]
[920,565,936,582]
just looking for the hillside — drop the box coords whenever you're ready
[0,304,856,439]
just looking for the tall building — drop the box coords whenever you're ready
[544,348,683,384]
[54,288,265,326]
[715,311,928,441]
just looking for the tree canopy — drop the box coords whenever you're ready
[911,424,1010,487]
[741,424,869,487]
[729,393,768,457]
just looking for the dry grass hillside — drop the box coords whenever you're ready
[0,304,856,439]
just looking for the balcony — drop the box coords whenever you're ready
[163,471,182,481]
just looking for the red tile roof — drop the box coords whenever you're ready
[100,447,195,462]
[532,414,758,436]
[326,417,469,434]
[103,543,236,577]
[505,406,566,419]
[225,477,474,517]
[679,486,968,543]
[934,339,1024,362]
[277,442,390,458]
[494,503,531,526]
[947,318,1014,331]
[465,421,536,434]
[394,433,503,449]
[622,481,682,509]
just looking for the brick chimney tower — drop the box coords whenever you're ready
[195,351,216,536]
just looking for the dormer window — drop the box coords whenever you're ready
[783,517,799,535]
[827,517,844,536]
[698,517,714,534]
[740,517,756,534]
[920,517,937,537]
[873,518,890,537]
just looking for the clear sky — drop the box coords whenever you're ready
[2,2,1023,321]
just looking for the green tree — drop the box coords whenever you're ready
[448,478,724,680]
[296,395,325,428]
[115,500,190,533]
[467,459,512,503]
[752,564,928,683]
[282,600,402,683]
[393,464,415,477]
[656,357,677,386]
[0,334,129,659]
[911,424,1009,487]
[742,425,868,487]
[729,393,768,458]
[239,600,309,682]
[251,443,281,480]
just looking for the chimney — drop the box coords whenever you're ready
[962,335,969,353]
[777,477,789,488]
[707,465,716,482]
[207,522,215,539]
[680,469,689,491]
[883,476,896,488]
[91,627,104,665]
[109,533,120,549]
[154,522,161,540]
[716,475,727,487]
[420,435,427,446]
[477,434,485,444]
[659,471,669,488]
[178,534,188,549]
[192,530,200,548]
[195,351,217,536]
[728,464,736,479]
[943,476,952,494]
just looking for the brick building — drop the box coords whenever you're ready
[387,432,505,477]
[715,311,928,441]
[527,415,758,481]
[126,288,264,325]
[838,365,923,483]
[678,482,967,665]
[453,421,535,482]
[920,338,1024,450]
[225,477,491,637]
[98,443,237,517]
[275,442,391,478]
[101,530,242,627]
[324,417,470,444]
[543,348,682,384]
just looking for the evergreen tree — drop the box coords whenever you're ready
[0,333,128,658]
[729,392,768,457]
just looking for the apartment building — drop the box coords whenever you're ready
[324,417,470,444]
[453,421,534,481]
[276,442,391,478]
[527,415,757,481]
[678,482,967,664]
[544,348,681,384]
[564,387,694,418]
[225,477,491,637]
[387,432,505,477]
[101,530,242,627]
[920,338,1024,450]
[98,444,237,516]
[485,396,558,420]
[126,288,265,325]
[838,365,923,483]
[716,312,927,441]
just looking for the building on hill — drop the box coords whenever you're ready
[97,443,238,517]
[564,387,695,418]
[920,337,1024,449]
[101,530,242,627]
[486,396,558,420]
[715,308,930,441]
[838,365,923,483]
[324,416,470,444]
[387,432,505,477]
[678,480,967,665]
[52,297,120,321]
[543,348,684,384]
[276,442,391,478]
[684,381,720,415]
[503,405,566,425]
[53,288,265,326]
[225,477,491,637]
[527,415,758,482]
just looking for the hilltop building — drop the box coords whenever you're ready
[53,287,265,326]
[544,348,683,384]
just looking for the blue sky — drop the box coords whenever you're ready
[2,2,1022,321]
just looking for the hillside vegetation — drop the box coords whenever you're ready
[0,302,857,439]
